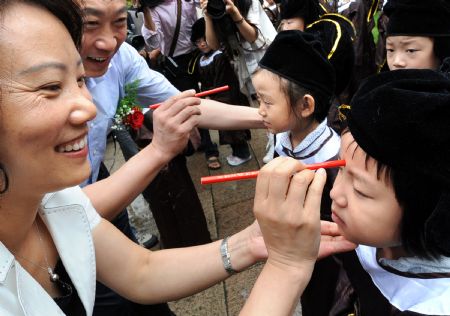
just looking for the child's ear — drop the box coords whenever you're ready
[299,94,315,118]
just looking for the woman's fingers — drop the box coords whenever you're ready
[303,168,327,216]
[255,157,294,204]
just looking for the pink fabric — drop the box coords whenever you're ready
[141,0,199,57]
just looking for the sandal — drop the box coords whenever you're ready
[207,156,221,170]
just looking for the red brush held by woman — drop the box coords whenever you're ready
[201,160,346,185]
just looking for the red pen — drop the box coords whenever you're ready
[200,160,346,185]
[149,85,230,110]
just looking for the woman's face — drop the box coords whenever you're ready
[0,4,97,194]
[330,132,403,248]
[253,70,298,134]
[386,36,440,70]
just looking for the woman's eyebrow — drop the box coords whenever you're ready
[19,58,83,76]
[19,62,67,76]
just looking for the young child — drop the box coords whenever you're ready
[322,68,450,314]
[384,0,450,71]
[191,17,253,167]
[279,0,323,31]
[253,29,345,316]
[253,30,339,218]
[278,0,356,133]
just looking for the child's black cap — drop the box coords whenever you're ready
[384,0,450,37]
[347,69,450,254]
[306,13,356,95]
[279,0,323,25]
[259,30,336,101]
[348,69,450,179]
[191,17,205,43]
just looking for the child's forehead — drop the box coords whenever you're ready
[253,68,279,82]
[386,35,432,45]
[340,133,376,169]
[340,132,393,184]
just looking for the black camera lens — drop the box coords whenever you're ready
[140,0,164,8]
[206,0,227,19]
[126,33,145,51]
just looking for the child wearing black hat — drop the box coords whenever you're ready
[278,0,324,31]
[306,13,356,133]
[384,0,450,70]
[254,30,339,218]
[254,28,351,316]
[327,69,450,314]
[261,68,450,314]
[191,17,253,167]
[278,1,356,134]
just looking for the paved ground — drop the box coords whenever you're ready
[104,118,302,315]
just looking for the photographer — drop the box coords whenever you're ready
[200,0,276,95]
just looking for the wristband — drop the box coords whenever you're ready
[234,17,245,25]
[220,236,237,275]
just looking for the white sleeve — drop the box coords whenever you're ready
[119,43,179,106]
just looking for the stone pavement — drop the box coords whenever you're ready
[104,124,302,315]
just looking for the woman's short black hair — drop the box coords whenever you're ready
[0,0,83,49]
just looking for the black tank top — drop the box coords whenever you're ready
[53,260,86,315]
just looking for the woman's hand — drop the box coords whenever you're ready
[225,0,242,21]
[151,90,201,161]
[253,157,327,272]
[200,0,210,17]
[318,221,357,259]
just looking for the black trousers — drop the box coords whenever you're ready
[167,51,199,92]
[113,128,211,248]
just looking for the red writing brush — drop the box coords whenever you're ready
[149,85,230,110]
[201,160,346,185]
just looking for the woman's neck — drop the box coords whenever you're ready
[378,246,410,260]
[0,189,43,251]
[289,118,320,149]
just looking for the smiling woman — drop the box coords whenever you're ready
[0,2,95,194]
[0,0,98,314]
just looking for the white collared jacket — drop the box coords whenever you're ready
[0,186,101,316]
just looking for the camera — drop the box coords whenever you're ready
[206,0,240,58]
[126,32,146,51]
[139,0,164,9]
[206,0,227,19]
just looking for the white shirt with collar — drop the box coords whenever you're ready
[84,42,178,185]
[0,186,101,316]
[356,245,450,314]
[275,119,340,164]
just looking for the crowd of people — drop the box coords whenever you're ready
[1,0,450,315]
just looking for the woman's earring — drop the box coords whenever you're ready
[0,163,9,194]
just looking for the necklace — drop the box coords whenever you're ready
[12,221,60,283]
